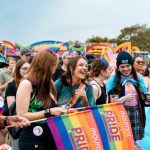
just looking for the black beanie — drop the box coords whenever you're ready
[116,51,133,67]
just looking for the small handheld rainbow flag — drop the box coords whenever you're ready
[101,49,110,67]
[68,83,89,108]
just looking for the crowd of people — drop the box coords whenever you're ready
[0,45,150,149]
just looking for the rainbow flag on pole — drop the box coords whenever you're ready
[47,103,136,150]
[101,49,110,67]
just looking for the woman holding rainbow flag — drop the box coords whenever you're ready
[54,56,95,109]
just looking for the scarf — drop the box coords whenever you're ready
[106,73,147,94]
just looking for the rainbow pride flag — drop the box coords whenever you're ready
[101,51,110,67]
[47,103,136,150]
[68,83,88,108]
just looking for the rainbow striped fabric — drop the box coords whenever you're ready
[47,103,136,150]
[102,52,110,67]
[68,83,88,108]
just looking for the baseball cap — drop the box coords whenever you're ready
[20,49,33,55]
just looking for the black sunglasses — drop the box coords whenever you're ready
[136,61,144,64]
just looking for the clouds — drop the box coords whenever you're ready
[0,0,150,44]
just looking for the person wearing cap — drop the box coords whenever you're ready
[106,51,147,143]
[53,51,71,81]
[20,49,33,62]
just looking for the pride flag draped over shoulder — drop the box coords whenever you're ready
[68,82,88,108]
[47,103,137,150]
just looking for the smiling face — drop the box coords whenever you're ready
[118,63,132,76]
[72,58,88,80]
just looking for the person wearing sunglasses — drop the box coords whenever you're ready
[134,56,145,75]
[3,60,31,150]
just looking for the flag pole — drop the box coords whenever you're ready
[6,107,91,128]
[101,47,105,56]
[6,118,47,128]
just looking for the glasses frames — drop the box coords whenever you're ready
[136,61,144,64]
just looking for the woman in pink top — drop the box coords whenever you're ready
[106,51,147,144]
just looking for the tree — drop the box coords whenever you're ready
[86,35,117,44]
[117,24,150,51]
[86,24,150,52]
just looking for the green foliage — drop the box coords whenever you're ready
[117,24,150,51]
[86,36,116,43]
[86,24,150,52]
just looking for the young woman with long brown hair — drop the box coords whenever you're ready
[55,56,95,108]
[106,51,147,144]
[16,50,67,150]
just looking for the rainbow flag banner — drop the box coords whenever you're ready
[47,103,136,150]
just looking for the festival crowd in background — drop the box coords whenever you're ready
[0,40,150,150]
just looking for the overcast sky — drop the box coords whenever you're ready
[0,0,150,45]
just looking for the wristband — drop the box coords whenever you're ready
[44,108,51,118]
